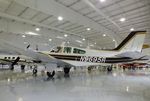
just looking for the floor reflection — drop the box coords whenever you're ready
[0,70,150,101]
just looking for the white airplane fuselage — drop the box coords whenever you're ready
[40,31,147,67]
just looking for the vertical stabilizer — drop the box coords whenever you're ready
[114,31,146,52]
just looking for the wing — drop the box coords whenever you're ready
[0,39,56,64]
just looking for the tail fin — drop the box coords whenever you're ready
[114,31,146,52]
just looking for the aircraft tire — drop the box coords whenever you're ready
[21,65,25,72]
[10,65,14,71]
[63,67,70,75]
[107,67,112,72]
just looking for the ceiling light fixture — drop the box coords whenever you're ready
[103,34,106,37]
[35,28,40,31]
[64,34,68,37]
[120,18,126,22]
[90,44,94,47]
[25,32,39,36]
[56,36,64,39]
[76,40,82,43]
[113,39,115,42]
[94,42,96,45]
[100,0,106,2]
[24,42,27,44]
[130,28,134,31]
[82,38,85,41]
[86,28,91,31]
[22,35,26,38]
[49,39,52,41]
[57,16,63,21]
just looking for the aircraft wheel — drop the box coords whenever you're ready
[107,66,112,72]
[21,65,25,72]
[63,67,70,75]
[10,65,14,71]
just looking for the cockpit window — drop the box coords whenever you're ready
[51,46,62,53]
[73,48,86,54]
[63,47,72,53]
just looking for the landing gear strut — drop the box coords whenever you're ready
[21,65,25,72]
[10,65,14,71]
[10,57,20,71]
[63,67,70,77]
[64,67,70,75]
[107,66,112,72]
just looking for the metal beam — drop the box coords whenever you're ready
[15,0,120,43]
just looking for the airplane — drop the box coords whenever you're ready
[0,31,148,75]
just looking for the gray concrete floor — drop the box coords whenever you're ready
[0,70,150,101]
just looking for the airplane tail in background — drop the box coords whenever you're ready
[113,31,146,52]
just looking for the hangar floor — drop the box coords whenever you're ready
[0,70,150,101]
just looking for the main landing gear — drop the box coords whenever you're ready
[63,67,70,77]
[21,65,25,72]
[107,66,112,72]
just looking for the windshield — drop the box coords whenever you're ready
[50,46,62,53]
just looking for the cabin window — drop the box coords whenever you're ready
[8,57,10,59]
[63,47,72,53]
[73,48,86,54]
[12,57,15,59]
[4,57,7,59]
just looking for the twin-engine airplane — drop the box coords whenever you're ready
[0,31,148,74]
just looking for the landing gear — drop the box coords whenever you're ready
[33,66,38,77]
[10,57,20,71]
[21,65,25,72]
[63,67,70,77]
[64,67,70,75]
[107,66,112,72]
[10,65,14,71]
[47,71,55,80]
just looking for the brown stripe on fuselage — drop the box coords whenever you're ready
[49,54,133,63]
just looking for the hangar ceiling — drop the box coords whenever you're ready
[0,0,150,51]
